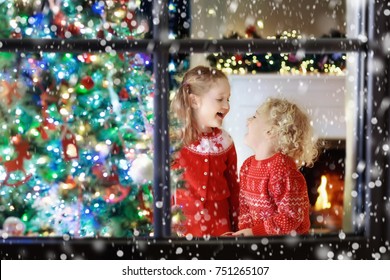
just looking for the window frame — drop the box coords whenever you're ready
[0,0,389,259]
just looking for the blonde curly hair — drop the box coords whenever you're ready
[170,65,228,146]
[258,97,319,167]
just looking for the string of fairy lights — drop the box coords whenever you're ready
[207,30,346,75]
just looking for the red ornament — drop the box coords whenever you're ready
[107,26,118,37]
[60,175,77,190]
[79,53,93,64]
[1,135,32,187]
[245,25,257,38]
[125,11,137,31]
[104,184,130,204]
[53,11,67,37]
[37,89,58,140]
[119,88,129,100]
[94,165,130,204]
[118,53,125,61]
[80,76,94,90]
[92,164,120,182]
[97,29,105,39]
[0,81,21,105]
[11,32,22,39]
[61,126,79,161]
[234,54,243,61]
[137,185,153,221]
[68,23,81,36]
[112,143,121,155]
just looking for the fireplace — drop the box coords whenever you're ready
[301,140,345,233]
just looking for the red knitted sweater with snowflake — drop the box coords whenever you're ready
[238,153,311,236]
[172,128,240,229]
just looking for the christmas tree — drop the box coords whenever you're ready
[0,0,158,237]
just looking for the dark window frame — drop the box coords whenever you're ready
[0,0,389,259]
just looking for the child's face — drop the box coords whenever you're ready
[192,79,231,132]
[245,110,273,151]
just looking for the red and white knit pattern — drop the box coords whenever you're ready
[187,129,233,155]
[238,153,310,236]
[172,128,240,235]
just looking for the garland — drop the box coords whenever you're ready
[207,29,346,75]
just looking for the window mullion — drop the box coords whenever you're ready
[152,0,171,238]
[365,0,390,242]
[169,38,365,54]
[0,38,153,53]
[0,38,364,54]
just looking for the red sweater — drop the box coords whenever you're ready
[172,128,240,228]
[238,153,310,235]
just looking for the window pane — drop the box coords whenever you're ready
[0,51,154,237]
[0,1,151,39]
[169,52,356,236]
[190,0,346,39]
[226,73,348,234]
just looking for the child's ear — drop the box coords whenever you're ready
[189,94,200,109]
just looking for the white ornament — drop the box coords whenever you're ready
[129,154,153,184]
[95,142,110,157]
[3,216,25,236]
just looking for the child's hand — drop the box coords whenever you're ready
[221,231,234,236]
[232,228,253,236]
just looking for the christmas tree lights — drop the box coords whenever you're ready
[0,0,156,238]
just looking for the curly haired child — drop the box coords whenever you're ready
[231,97,318,236]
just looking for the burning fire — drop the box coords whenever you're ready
[314,175,331,211]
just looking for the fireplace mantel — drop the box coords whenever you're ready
[224,74,347,169]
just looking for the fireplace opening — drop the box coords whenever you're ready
[301,140,345,233]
